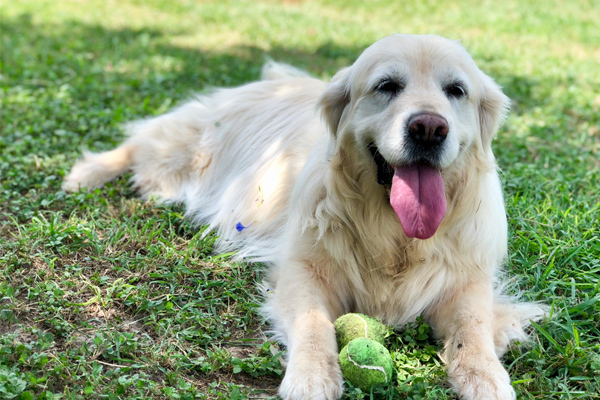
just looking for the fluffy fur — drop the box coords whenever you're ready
[63,34,546,399]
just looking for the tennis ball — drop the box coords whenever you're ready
[339,337,393,391]
[334,313,386,349]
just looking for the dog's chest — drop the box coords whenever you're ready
[342,240,447,324]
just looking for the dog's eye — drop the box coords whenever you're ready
[444,82,467,99]
[376,80,403,96]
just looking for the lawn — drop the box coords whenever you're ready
[1,0,599,399]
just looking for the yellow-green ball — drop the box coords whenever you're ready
[339,337,393,391]
[334,313,386,350]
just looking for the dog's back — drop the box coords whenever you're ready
[63,65,327,258]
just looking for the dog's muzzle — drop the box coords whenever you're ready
[368,111,449,185]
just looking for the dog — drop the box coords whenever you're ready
[63,34,546,399]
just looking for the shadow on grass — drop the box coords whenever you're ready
[2,12,362,94]
[0,12,366,222]
[0,12,369,162]
[2,12,559,116]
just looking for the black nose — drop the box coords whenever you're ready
[407,113,449,147]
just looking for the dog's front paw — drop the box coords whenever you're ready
[279,351,343,400]
[448,354,515,400]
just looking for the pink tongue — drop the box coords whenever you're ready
[390,164,447,240]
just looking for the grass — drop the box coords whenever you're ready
[0,0,599,399]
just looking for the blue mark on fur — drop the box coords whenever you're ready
[236,222,248,232]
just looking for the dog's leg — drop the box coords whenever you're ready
[62,144,134,191]
[63,101,208,198]
[279,309,343,400]
[266,262,344,400]
[426,281,516,400]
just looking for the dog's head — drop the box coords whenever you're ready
[319,34,510,240]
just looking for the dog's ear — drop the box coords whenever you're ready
[478,73,510,149]
[318,67,352,138]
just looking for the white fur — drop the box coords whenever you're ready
[63,34,546,399]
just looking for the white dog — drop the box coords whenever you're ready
[63,34,546,399]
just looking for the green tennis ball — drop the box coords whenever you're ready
[339,337,393,391]
[334,313,386,349]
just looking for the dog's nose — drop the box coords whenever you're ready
[407,113,449,146]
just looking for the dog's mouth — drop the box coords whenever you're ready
[369,143,447,240]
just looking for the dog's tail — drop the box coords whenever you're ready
[62,144,134,192]
[260,60,311,81]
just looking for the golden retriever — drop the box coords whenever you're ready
[63,34,546,399]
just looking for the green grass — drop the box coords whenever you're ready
[1,0,599,399]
